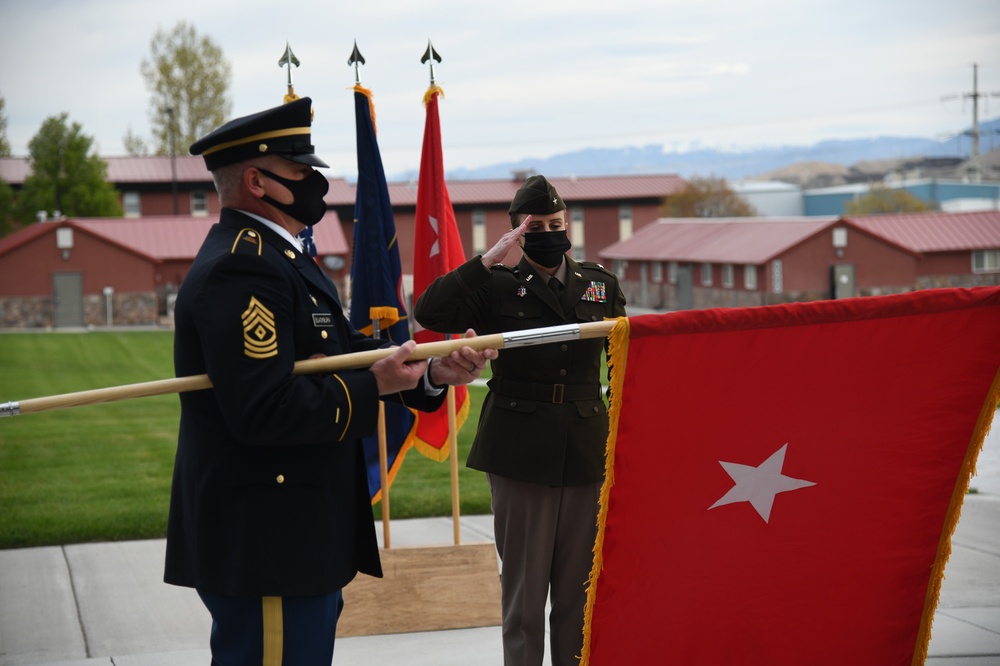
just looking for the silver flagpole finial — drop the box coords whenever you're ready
[278,42,301,102]
[348,40,365,85]
[421,39,442,86]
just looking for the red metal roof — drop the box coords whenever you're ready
[0,214,348,262]
[601,217,837,264]
[3,157,686,208]
[376,174,688,208]
[103,156,213,183]
[843,210,1000,252]
[0,157,30,183]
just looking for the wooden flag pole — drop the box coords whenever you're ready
[370,317,391,550]
[1,321,617,417]
[377,402,391,549]
[448,385,460,545]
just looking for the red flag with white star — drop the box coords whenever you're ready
[411,86,470,460]
[582,287,1000,664]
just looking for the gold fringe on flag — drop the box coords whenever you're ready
[354,83,377,134]
[580,316,630,666]
[370,407,419,506]
[913,363,1000,665]
[422,84,444,107]
[411,396,471,462]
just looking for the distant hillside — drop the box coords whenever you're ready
[426,116,1000,185]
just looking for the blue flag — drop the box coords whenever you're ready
[349,84,417,504]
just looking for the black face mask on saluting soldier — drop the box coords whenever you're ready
[522,230,572,269]
[258,168,331,226]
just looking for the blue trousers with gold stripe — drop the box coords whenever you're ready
[198,590,344,665]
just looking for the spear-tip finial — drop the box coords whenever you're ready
[278,42,300,103]
[421,39,442,86]
[348,40,365,85]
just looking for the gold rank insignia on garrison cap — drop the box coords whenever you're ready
[242,296,278,359]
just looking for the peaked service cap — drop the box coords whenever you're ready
[189,97,329,171]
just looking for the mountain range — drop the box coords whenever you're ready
[432,116,1000,186]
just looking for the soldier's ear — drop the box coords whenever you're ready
[244,167,267,198]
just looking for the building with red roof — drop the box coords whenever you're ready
[601,211,1000,310]
[0,214,347,328]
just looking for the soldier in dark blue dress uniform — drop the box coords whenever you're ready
[165,97,495,665]
[413,175,627,666]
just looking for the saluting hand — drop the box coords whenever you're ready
[481,216,530,269]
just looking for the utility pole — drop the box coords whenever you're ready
[945,64,1000,183]
[967,64,983,183]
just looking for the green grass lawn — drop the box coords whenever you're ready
[0,330,492,549]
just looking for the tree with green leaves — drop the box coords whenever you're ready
[133,21,232,156]
[14,113,121,226]
[660,175,758,218]
[844,183,931,215]
[0,180,14,236]
[0,93,11,156]
[1,94,17,235]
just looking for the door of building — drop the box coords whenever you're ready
[53,272,84,328]
[831,264,856,299]
[676,265,693,310]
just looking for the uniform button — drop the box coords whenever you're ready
[276,474,285,484]
[592,406,600,413]
[517,311,525,318]
[591,315,598,321]
[559,369,567,377]
[321,330,328,339]
[560,344,568,351]
[509,401,517,408]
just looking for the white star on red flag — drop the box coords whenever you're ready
[709,443,816,523]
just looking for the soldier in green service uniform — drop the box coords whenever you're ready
[413,175,627,666]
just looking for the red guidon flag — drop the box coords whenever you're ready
[582,287,1000,665]
[411,85,469,461]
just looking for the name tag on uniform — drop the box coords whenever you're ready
[312,313,334,327]
[582,281,607,303]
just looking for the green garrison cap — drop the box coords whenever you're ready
[508,175,566,215]
[190,97,329,171]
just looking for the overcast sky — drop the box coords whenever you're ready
[1,0,998,180]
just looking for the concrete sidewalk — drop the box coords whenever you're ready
[2,421,999,665]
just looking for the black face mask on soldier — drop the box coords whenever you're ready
[258,168,331,227]
[522,230,572,268]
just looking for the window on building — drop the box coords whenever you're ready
[972,250,999,273]
[613,259,628,277]
[722,264,734,288]
[571,207,585,261]
[701,262,713,286]
[832,227,848,248]
[744,265,758,290]
[771,260,783,293]
[472,209,487,255]
[651,261,663,283]
[619,204,633,241]
[668,261,678,284]
[123,192,141,218]
[191,190,208,216]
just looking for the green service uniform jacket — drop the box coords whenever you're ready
[413,255,626,487]
[165,208,445,597]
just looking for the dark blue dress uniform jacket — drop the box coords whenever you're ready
[165,208,444,597]
[413,255,626,487]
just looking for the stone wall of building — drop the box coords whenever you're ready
[0,292,160,329]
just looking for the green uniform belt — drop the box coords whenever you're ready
[488,377,601,404]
